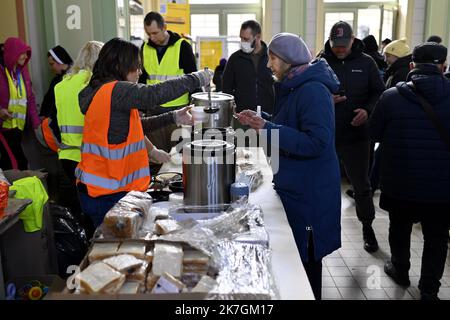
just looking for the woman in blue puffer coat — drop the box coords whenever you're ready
[236,33,342,300]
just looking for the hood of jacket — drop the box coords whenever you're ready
[3,37,31,72]
[323,38,365,63]
[386,54,412,75]
[277,58,340,94]
[396,64,450,105]
[362,35,379,52]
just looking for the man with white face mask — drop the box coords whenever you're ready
[223,20,274,122]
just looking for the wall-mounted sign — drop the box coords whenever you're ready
[66,5,81,30]
[160,0,190,37]
[50,0,94,60]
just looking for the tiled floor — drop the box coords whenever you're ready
[322,184,450,300]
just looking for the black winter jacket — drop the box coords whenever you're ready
[222,42,274,114]
[321,39,386,145]
[369,64,450,204]
[40,74,64,118]
[384,54,412,89]
[362,35,387,72]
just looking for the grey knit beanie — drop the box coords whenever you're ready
[268,33,312,66]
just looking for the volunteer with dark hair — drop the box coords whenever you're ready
[76,38,212,227]
[0,37,40,170]
[40,45,73,118]
[370,42,450,300]
[320,21,386,253]
[139,11,197,153]
[236,33,341,300]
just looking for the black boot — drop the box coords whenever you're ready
[363,224,379,253]
[384,261,410,287]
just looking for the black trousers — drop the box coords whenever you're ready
[336,140,375,224]
[302,232,323,300]
[388,207,449,295]
[60,159,95,239]
[0,129,28,170]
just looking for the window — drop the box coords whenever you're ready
[190,1,261,59]
[357,9,381,41]
[191,14,220,41]
[322,1,398,47]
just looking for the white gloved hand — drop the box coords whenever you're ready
[193,69,214,88]
[175,105,194,126]
[149,147,171,164]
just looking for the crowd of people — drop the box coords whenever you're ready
[235,21,450,301]
[1,12,450,301]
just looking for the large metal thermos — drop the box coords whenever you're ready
[190,92,236,129]
[182,139,236,206]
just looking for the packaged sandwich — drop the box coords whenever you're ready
[118,281,142,295]
[103,204,143,238]
[75,262,126,294]
[152,243,183,278]
[155,219,182,235]
[117,241,147,259]
[191,276,218,293]
[117,191,153,217]
[103,254,143,273]
[151,272,186,294]
[88,242,120,263]
[127,261,149,282]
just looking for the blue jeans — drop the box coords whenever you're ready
[78,191,127,228]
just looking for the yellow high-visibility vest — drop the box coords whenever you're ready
[55,70,91,162]
[10,176,48,233]
[2,68,27,130]
[143,39,189,107]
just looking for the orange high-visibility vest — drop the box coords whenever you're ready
[35,117,60,153]
[75,81,151,198]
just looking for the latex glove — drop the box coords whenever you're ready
[0,109,12,121]
[175,105,193,126]
[193,69,214,88]
[351,109,368,127]
[149,147,171,164]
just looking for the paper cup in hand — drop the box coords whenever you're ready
[190,107,208,124]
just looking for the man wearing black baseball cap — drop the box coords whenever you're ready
[370,42,450,300]
[320,21,386,254]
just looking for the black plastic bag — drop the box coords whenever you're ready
[49,204,89,279]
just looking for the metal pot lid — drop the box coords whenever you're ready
[189,139,235,151]
[193,127,235,135]
[191,92,234,102]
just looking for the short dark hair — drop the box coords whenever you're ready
[382,38,392,45]
[89,38,141,87]
[144,11,165,29]
[240,20,261,37]
[427,35,442,44]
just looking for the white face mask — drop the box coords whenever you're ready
[240,41,255,54]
